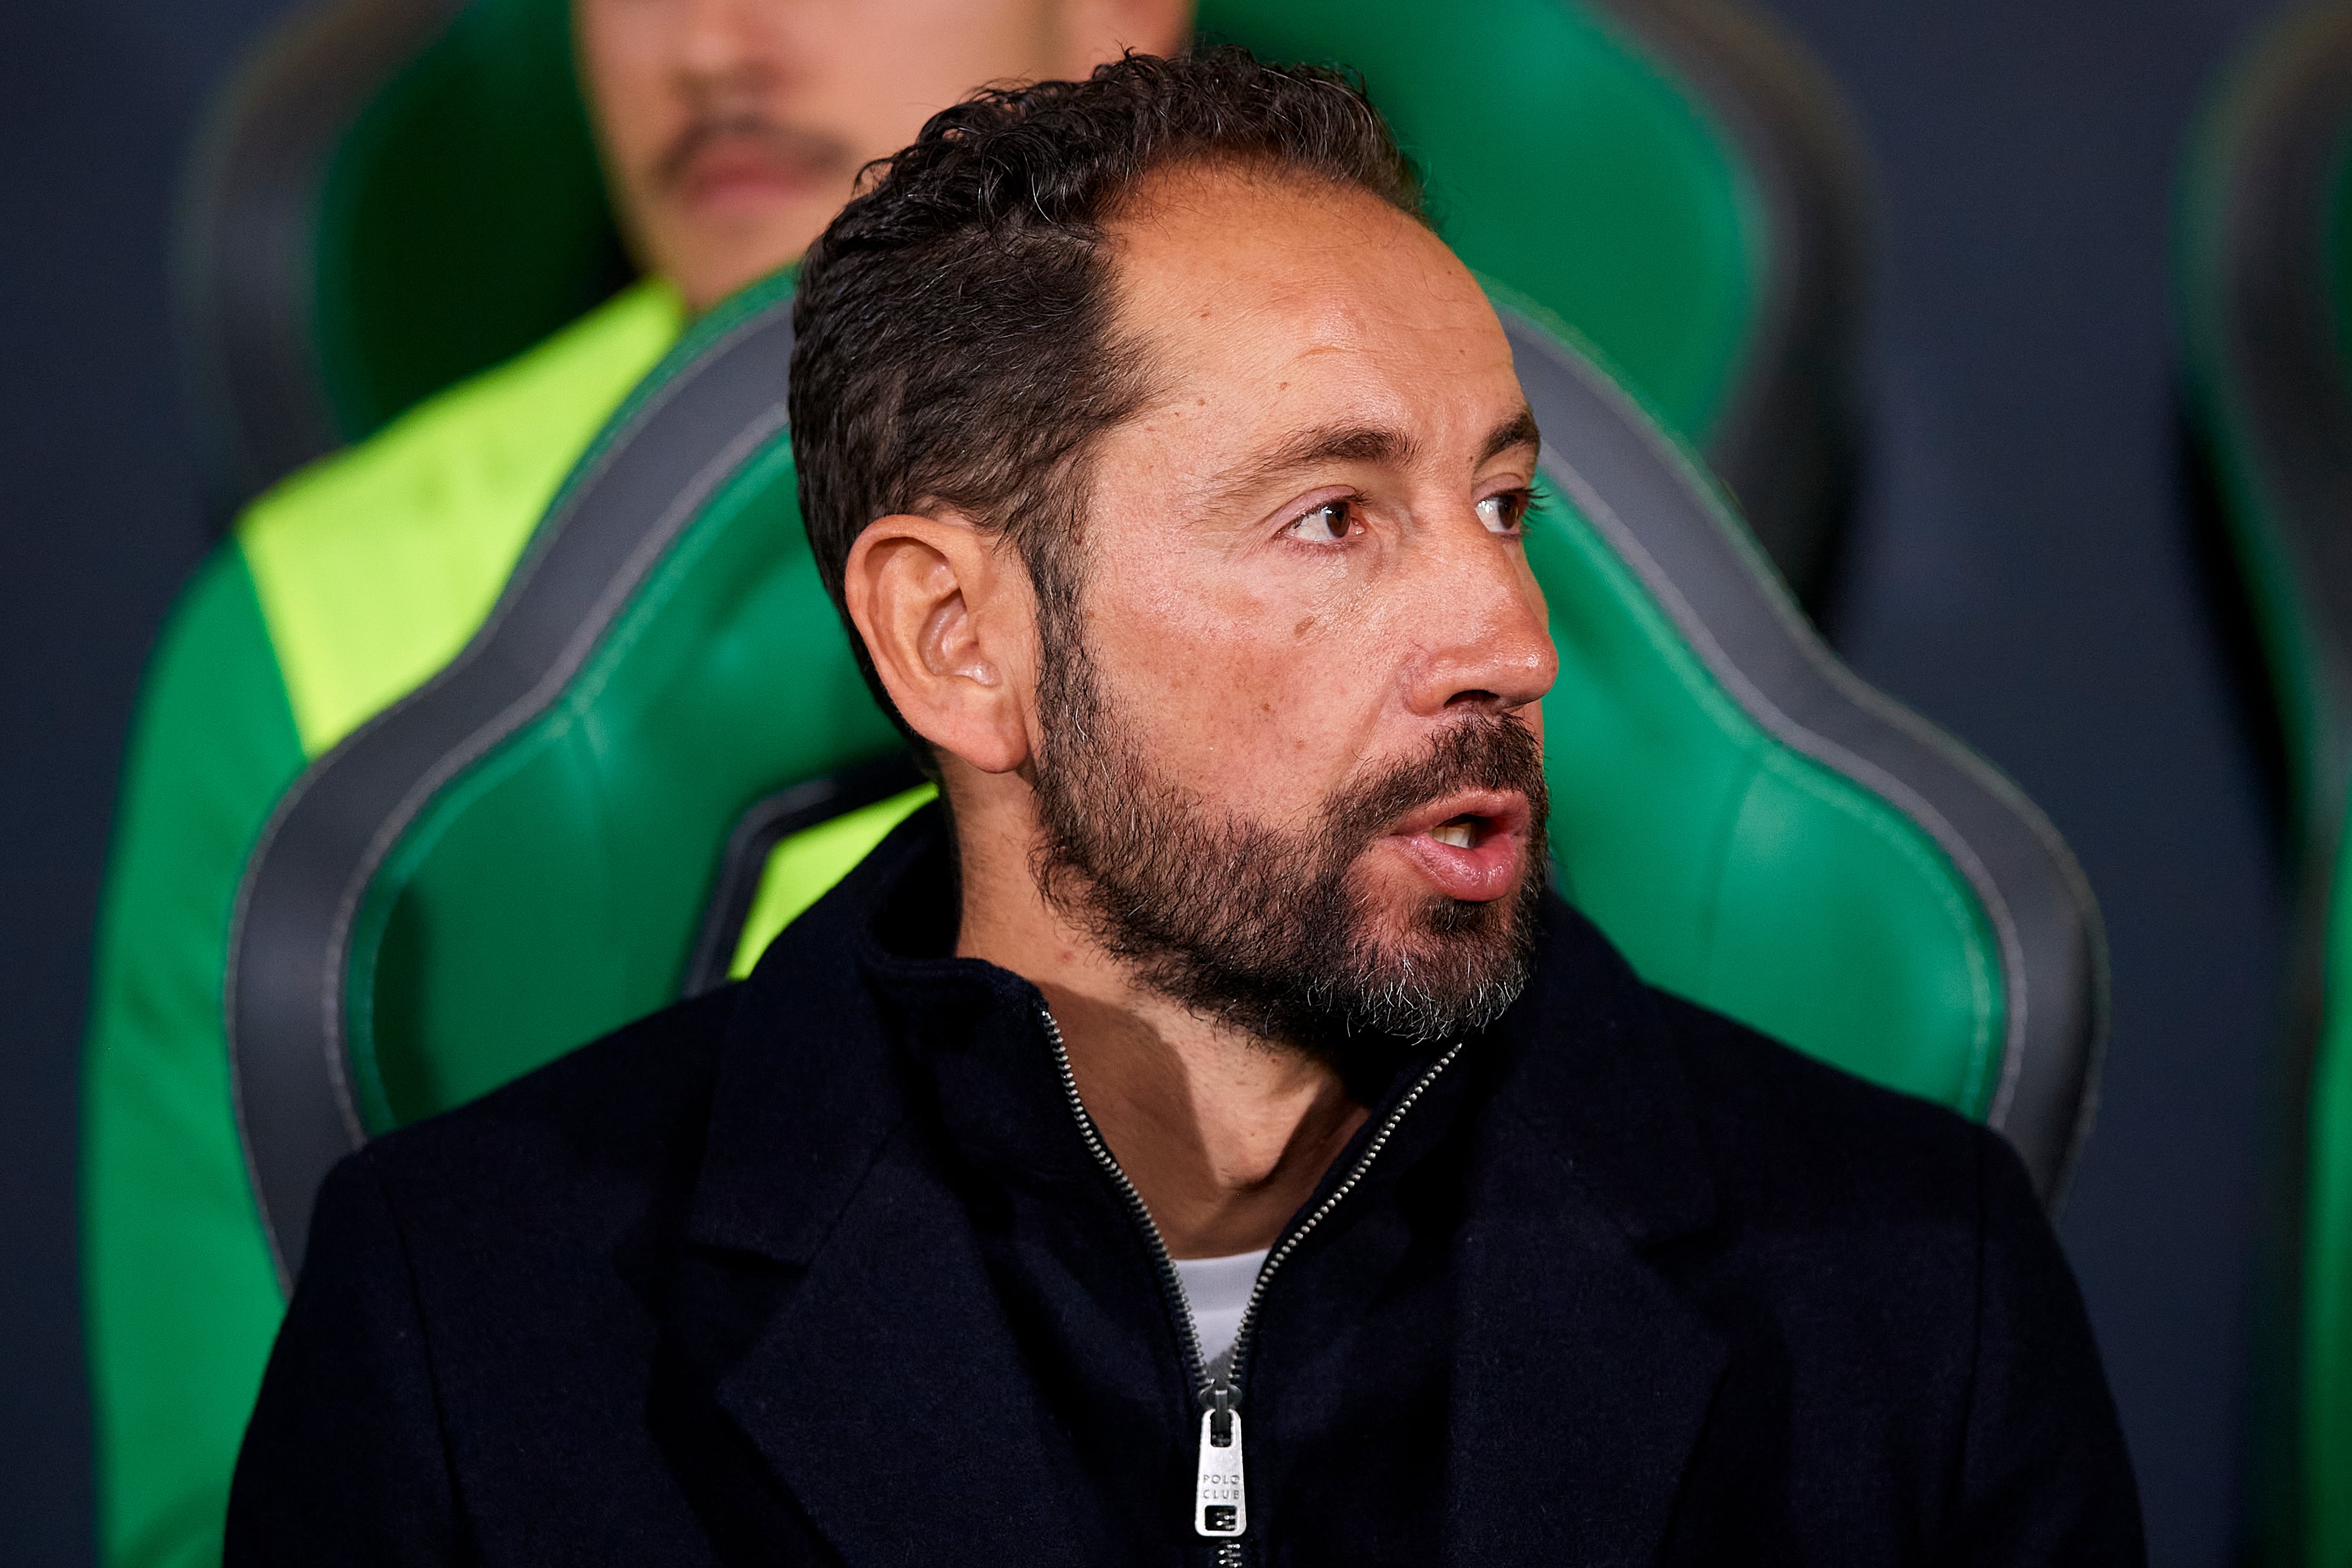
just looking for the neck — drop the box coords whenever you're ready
[949,772,1368,1258]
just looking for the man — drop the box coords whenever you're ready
[84,5,1187,1565]
[228,51,2141,1564]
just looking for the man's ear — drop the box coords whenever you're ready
[842,513,1034,774]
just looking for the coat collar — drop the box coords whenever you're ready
[1441,903,1727,1557]
[680,809,1090,1264]
[663,807,1728,1562]
[1483,888,1719,1249]
[665,811,1107,1562]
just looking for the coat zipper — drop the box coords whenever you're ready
[1038,1004,1466,1566]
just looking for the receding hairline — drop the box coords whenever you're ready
[1097,142,1434,223]
[1093,153,1469,393]
[1087,162,1518,495]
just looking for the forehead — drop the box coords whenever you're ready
[1104,165,1519,438]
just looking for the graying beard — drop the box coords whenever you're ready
[1027,618,1545,1053]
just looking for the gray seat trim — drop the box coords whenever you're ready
[176,0,636,517]
[176,0,461,513]
[1591,0,1875,600]
[679,751,930,999]
[1504,311,2107,1205]
[224,296,796,1289]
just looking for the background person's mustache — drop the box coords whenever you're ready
[652,112,854,195]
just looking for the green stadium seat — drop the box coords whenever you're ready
[2180,6,2352,1561]
[178,0,1870,597]
[227,270,2107,1295]
[131,2,1903,1551]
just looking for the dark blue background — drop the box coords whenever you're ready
[1749,2,2284,1560]
[0,1,2290,1561]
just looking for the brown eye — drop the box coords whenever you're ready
[1288,500,1353,543]
[1476,492,1528,534]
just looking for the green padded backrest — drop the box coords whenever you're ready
[228,273,2103,1286]
[181,0,1863,586]
[2180,8,2352,1562]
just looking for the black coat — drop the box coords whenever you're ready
[228,811,2143,1566]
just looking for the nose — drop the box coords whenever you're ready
[1398,506,1558,720]
[676,0,782,86]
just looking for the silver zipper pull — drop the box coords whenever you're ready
[1194,1395,1246,1538]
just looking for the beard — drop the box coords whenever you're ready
[1028,616,1551,1058]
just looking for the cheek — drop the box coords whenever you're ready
[1090,567,1384,802]
[578,31,677,179]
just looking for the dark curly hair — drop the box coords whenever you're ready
[788,46,1426,740]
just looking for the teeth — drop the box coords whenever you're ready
[1431,818,1476,850]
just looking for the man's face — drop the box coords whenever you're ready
[576,0,1183,312]
[1028,166,1558,1051]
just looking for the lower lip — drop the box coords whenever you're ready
[1384,826,1528,902]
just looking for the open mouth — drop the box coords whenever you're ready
[1383,794,1533,902]
[1429,815,1481,850]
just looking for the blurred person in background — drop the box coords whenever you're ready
[82,4,1188,1566]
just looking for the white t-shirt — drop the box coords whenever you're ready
[1173,1248,1269,1375]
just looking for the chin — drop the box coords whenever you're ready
[668,209,829,295]
[1325,869,1544,1025]
[1357,854,1526,932]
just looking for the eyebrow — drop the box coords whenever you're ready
[1205,406,1544,510]
[1480,407,1542,466]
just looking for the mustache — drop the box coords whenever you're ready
[1324,713,1549,864]
[652,111,855,194]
